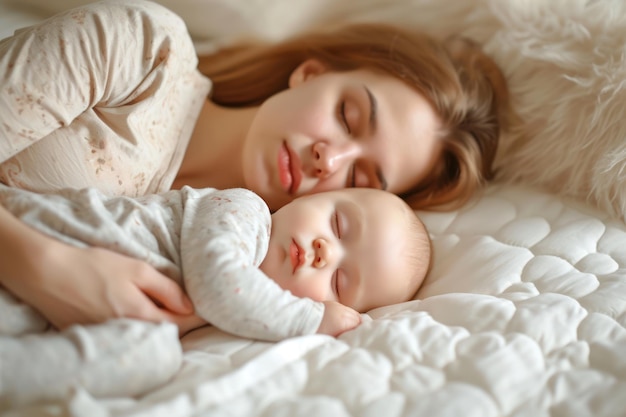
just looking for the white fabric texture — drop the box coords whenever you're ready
[0,185,323,340]
[0,0,211,197]
[1,1,625,416]
[0,185,322,409]
[2,183,624,416]
[0,320,182,409]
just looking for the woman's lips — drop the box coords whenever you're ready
[278,141,302,194]
[290,239,305,274]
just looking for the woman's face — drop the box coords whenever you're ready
[241,59,443,211]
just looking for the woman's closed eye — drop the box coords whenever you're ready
[347,164,372,188]
[339,101,352,134]
[348,165,356,188]
[339,98,374,189]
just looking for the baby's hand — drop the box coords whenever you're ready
[316,301,361,337]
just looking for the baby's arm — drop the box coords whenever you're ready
[180,188,331,341]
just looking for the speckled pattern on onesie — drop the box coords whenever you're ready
[0,185,322,408]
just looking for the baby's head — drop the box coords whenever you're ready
[260,188,431,312]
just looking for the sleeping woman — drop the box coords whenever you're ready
[0,0,511,331]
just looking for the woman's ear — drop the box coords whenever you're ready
[289,59,327,88]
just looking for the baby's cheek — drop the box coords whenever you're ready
[289,281,328,303]
[259,245,281,276]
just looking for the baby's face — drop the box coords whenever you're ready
[260,188,422,312]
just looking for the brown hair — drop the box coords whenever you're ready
[198,23,512,210]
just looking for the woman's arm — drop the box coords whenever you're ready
[0,203,196,331]
[0,1,204,333]
[0,0,198,161]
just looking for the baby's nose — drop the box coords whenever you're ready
[312,238,329,268]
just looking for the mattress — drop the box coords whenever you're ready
[1,1,626,416]
[2,183,623,416]
[169,184,626,417]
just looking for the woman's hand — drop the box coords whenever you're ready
[11,244,196,330]
[0,205,195,330]
[36,245,196,329]
[316,301,362,337]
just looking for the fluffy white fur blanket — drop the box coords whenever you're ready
[9,0,626,221]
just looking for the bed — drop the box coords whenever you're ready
[1,0,626,416]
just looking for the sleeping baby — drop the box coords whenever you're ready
[0,184,431,407]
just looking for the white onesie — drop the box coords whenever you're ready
[0,0,323,408]
[0,185,323,339]
[0,185,323,408]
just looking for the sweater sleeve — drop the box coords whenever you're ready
[0,0,198,163]
[180,187,323,341]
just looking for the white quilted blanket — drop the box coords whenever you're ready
[16,184,622,417]
[2,1,626,415]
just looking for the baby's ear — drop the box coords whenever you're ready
[289,59,328,88]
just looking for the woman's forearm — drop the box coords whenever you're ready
[0,202,53,289]
[0,201,195,330]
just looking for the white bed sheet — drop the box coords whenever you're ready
[4,183,625,417]
[1,2,626,416]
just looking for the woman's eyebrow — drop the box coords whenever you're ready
[364,86,388,191]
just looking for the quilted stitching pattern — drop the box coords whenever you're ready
[8,186,626,416]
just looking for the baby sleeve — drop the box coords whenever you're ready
[179,187,323,342]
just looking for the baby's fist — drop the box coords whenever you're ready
[317,301,361,337]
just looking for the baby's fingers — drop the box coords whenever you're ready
[338,307,361,334]
[318,301,362,337]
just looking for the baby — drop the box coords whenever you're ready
[0,185,431,407]
[0,185,431,340]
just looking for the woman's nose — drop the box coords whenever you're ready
[312,141,359,178]
[312,238,330,268]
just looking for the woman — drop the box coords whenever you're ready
[0,0,511,333]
